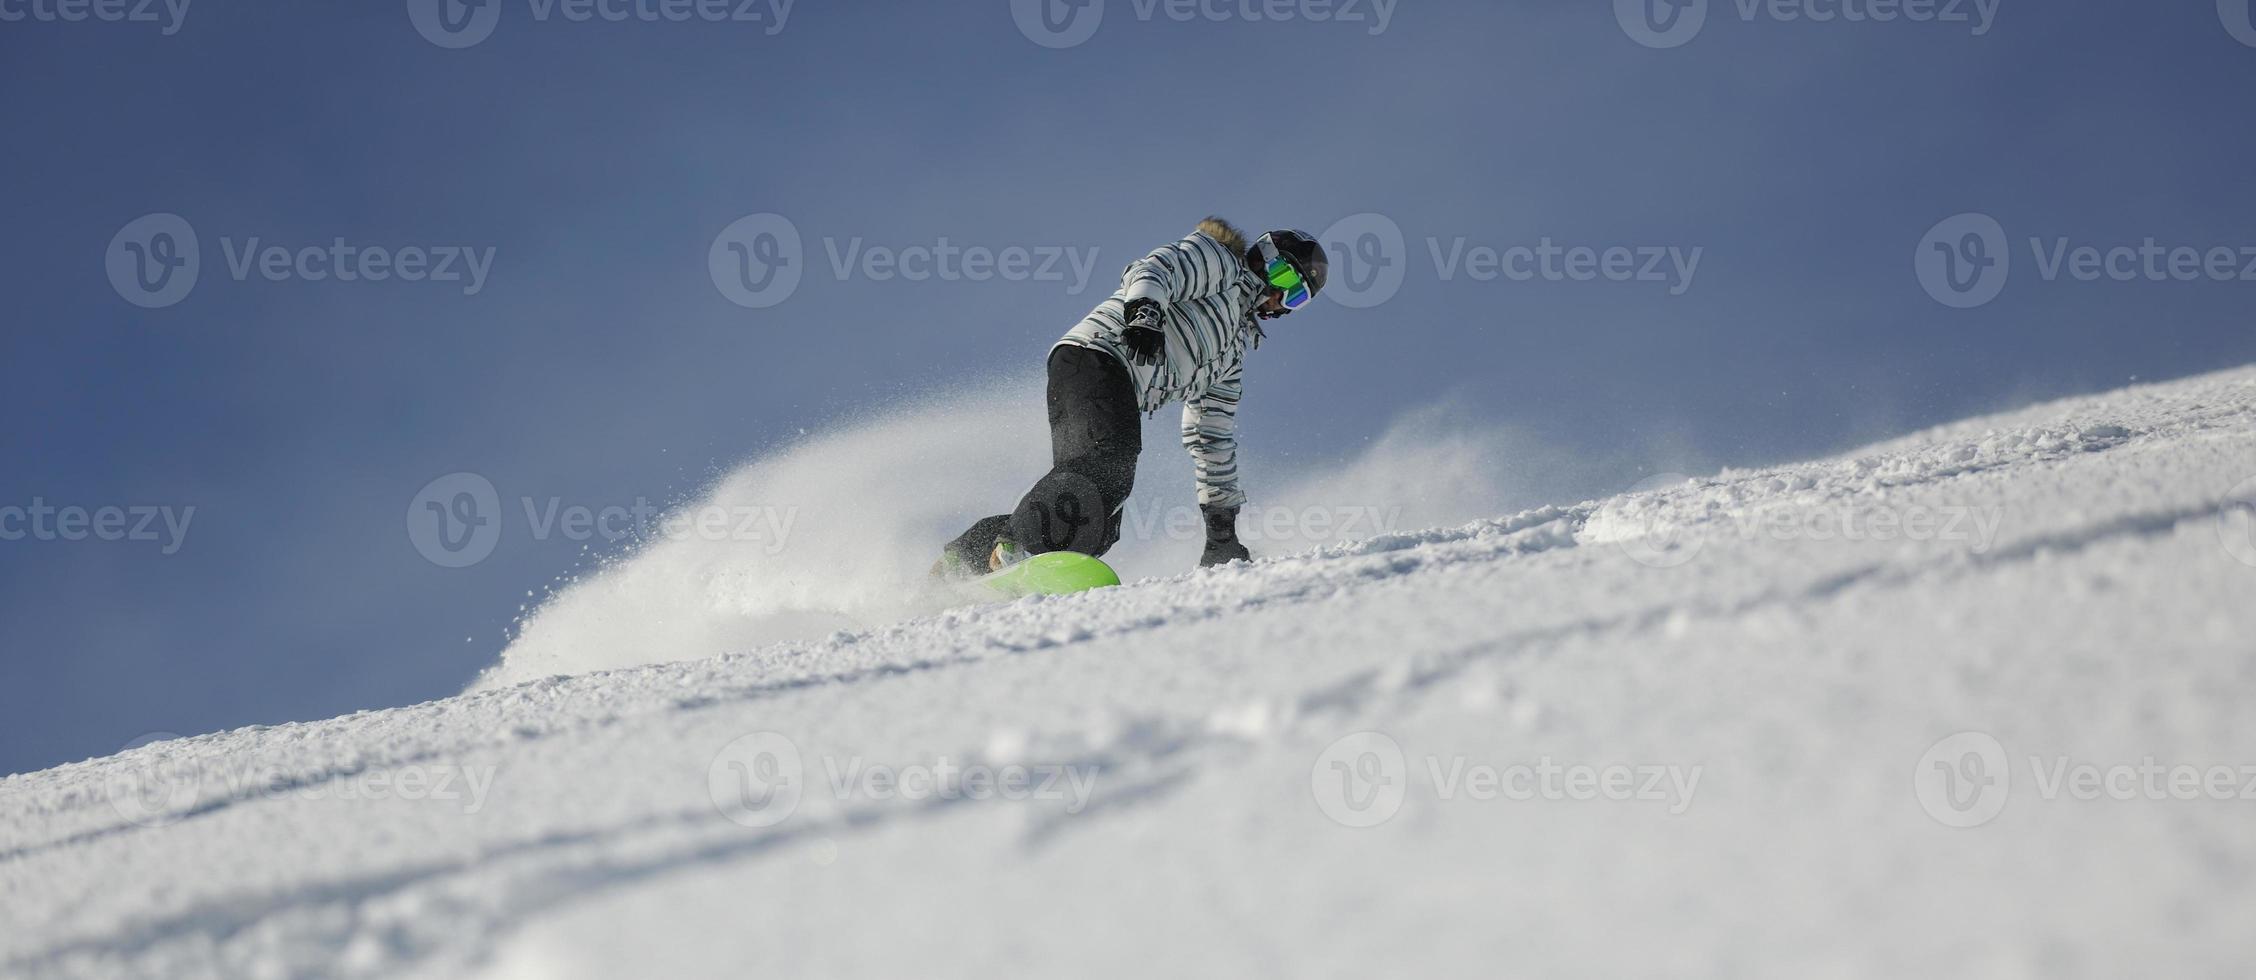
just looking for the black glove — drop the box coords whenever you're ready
[1199,503,1251,567]
[1121,298,1166,367]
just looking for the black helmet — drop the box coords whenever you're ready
[1248,230,1329,301]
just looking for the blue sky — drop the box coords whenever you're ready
[3,0,2253,776]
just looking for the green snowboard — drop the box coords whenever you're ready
[969,551,1121,599]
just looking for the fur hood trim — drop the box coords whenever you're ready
[1195,216,1247,254]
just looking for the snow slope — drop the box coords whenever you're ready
[6,367,2256,979]
[477,380,1607,689]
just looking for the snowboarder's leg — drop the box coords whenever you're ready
[1008,346,1141,557]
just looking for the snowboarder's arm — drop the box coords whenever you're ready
[1180,366,1246,511]
[1122,230,1243,310]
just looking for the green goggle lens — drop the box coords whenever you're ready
[1266,257,1313,309]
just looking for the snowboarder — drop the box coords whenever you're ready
[939,217,1329,576]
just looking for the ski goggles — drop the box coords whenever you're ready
[1262,252,1315,311]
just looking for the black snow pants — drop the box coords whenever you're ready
[947,345,1142,563]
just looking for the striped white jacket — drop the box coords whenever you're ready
[1055,218,1265,509]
